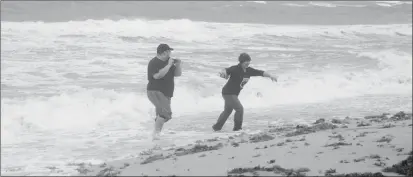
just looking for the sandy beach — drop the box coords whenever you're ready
[71,111,413,176]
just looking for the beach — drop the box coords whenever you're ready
[1,1,412,176]
[76,111,412,176]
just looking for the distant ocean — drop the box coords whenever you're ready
[1,1,412,176]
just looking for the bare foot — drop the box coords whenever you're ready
[152,133,160,141]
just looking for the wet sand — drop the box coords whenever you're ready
[77,111,412,176]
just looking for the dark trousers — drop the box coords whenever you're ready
[213,94,244,131]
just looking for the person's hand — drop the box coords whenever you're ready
[167,58,174,66]
[270,75,278,82]
[219,73,228,79]
[219,70,228,79]
[174,59,182,66]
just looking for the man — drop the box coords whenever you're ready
[147,44,182,140]
[213,53,277,131]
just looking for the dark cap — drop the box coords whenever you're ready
[157,44,174,54]
[238,53,251,63]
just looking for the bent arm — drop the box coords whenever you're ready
[153,64,173,79]
[219,68,230,79]
[219,66,236,79]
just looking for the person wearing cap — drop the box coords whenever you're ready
[147,44,182,140]
[212,53,278,131]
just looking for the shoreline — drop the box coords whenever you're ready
[73,111,412,176]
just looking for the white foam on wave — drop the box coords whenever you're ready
[283,3,307,7]
[1,87,157,175]
[376,1,412,7]
[246,1,267,4]
[356,50,412,86]
[2,19,411,45]
[309,2,337,8]
[309,2,369,8]
[182,49,412,110]
[284,2,367,8]
[3,49,410,142]
[245,46,303,52]
[1,89,152,137]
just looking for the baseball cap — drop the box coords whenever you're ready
[157,44,174,54]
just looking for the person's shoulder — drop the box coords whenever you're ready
[247,66,264,76]
[149,57,158,62]
[247,66,259,71]
[149,57,159,64]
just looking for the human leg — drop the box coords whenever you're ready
[213,94,235,131]
[230,95,244,131]
[147,91,172,138]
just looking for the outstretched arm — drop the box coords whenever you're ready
[249,67,277,82]
[263,71,278,82]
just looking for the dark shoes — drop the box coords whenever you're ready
[213,125,242,132]
[212,125,220,132]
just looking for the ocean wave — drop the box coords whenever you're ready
[282,3,308,7]
[376,1,412,7]
[246,1,267,4]
[2,49,411,135]
[1,19,411,45]
[284,2,394,8]
[2,43,411,175]
[309,2,337,8]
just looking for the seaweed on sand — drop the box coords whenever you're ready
[382,151,413,176]
[329,134,345,141]
[357,121,371,127]
[326,172,385,177]
[96,166,121,177]
[381,124,395,129]
[174,143,224,156]
[141,154,172,165]
[206,137,220,142]
[364,113,390,122]
[324,142,352,148]
[389,111,412,121]
[228,165,310,176]
[325,168,337,176]
[376,135,393,143]
[285,123,338,137]
[249,133,275,143]
[356,131,376,138]
[365,111,412,122]
[331,118,350,124]
[314,118,326,124]
[268,126,295,133]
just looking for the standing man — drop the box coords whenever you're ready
[147,44,182,140]
[212,53,277,132]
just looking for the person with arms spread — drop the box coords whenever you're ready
[212,53,277,132]
[147,44,182,140]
